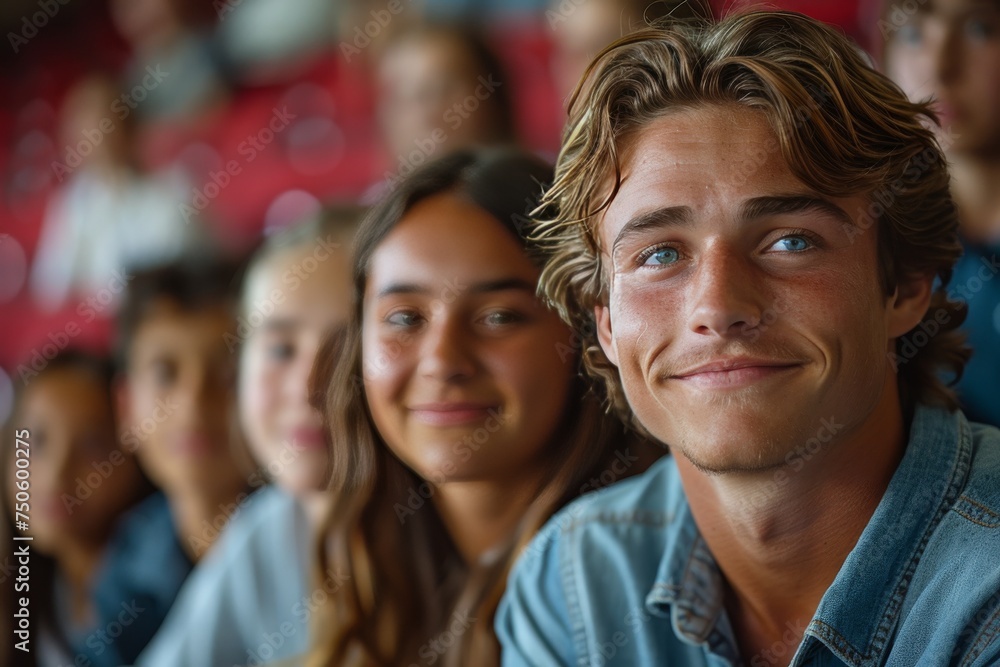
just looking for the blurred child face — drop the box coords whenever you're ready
[885,0,1000,155]
[120,300,250,495]
[377,33,504,159]
[362,194,575,486]
[9,368,142,555]
[238,242,351,495]
[551,0,630,101]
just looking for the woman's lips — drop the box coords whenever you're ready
[289,426,326,450]
[408,403,498,426]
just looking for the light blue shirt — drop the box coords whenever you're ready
[137,485,315,667]
[497,405,1000,666]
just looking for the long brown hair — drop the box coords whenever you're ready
[307,148,649,667]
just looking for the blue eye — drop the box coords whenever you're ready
[770,235,813,252]
[641,247,680,266]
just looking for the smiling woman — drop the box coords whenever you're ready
[304,148,658,667]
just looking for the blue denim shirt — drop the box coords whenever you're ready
[497,406,1000,666]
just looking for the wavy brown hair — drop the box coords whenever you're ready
[533,10,969,426]
[306,148,649,667]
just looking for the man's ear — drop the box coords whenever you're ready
[595,304,619,367]
[887,272,934,339]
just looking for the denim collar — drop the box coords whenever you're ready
[642,405,971,666]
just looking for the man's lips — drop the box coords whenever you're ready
[408,402,498,426]
[670,357,803,389]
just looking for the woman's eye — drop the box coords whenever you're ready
[641,246,680,267]
[769,235,814,253]
[482,310,524,327]
[267,342,295,361]
[386,311,422,327]
[150,360,177,387]
[896,23,923,46]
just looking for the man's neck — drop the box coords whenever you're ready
[675,377,907,666]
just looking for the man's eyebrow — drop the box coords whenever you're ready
[612,206,693,257]
[739,195,854,227]
[375,278,536,299]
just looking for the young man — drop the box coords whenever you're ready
[497,10,1000,667]
[90,259,256,662]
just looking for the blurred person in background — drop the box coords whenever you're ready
[0,350,152,667]
[372,22,518,194]
[549,0,711,103]
[30,73,209,313]
[882,0,1000,426]
[303,148,661,667]
[136,208,360,667]
[108,0,228,125]
[100,258,257,661]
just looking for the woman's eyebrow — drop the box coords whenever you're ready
[469,278,536,294]
[376,278,536,299]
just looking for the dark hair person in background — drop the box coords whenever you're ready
[305,148,661,666]
[137,210,360,667]
[498,10,1000,666]
[373,22,517,188]
[881,0,1000,426]
[102,258,256,661]
[1,350,152,667]
[548,0,712,103]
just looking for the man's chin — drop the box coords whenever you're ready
[661,425,793,476]
[679,447,791,476]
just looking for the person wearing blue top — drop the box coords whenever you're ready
[496,9,1000,667]
[881,0,1000,428]
[136,212,359,667]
